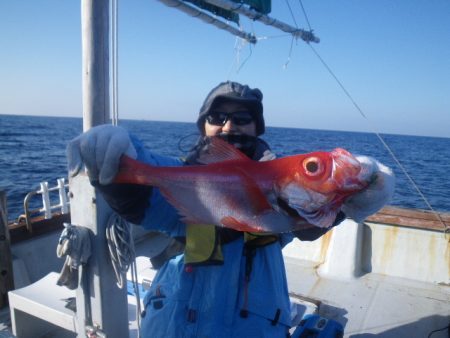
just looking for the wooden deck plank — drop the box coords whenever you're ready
[366,206,450,231]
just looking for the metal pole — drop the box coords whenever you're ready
[81,0,111,131]
[157,0,257,43]
[78,1,129,337]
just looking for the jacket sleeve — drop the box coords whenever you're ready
[95,183,152,224]
[95,134,185,237]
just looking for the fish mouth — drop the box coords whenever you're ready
[331,148,367,191]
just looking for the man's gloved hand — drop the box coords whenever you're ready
[342,156,395,223]
[66,125,137,185]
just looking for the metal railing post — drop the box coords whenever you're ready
[58,178,70,214]
[0,191,14,308]
[39,182,52,219]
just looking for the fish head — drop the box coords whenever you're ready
[287,147,368,193]
[276,148,369,228]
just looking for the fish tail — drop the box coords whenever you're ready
[114,155,158,186]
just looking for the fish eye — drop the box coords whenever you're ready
[303,157,323,176]
[306,161,318,172]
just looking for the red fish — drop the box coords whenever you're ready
[114,137,369,233]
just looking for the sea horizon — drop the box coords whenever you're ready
[1,114,449,221]
[1,113,448,140]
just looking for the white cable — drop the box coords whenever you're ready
[105,213,141,335]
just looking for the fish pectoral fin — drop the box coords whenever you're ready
[234,168,273,214]
[157,187,204,225]
[220,216,263,233]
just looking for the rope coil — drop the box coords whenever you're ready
[105,213,134,288]
[105,213,142,334]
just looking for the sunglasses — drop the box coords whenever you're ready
[205,111,254,126]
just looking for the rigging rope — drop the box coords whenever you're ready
[306,43,448,235]
[284,0,299,28]
[286,2,447,235]
[234,37,254,74]
[282,36,295,69]
[297,0,312,31]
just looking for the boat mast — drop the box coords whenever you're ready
[73,1,129,337]
[81,0,110,131]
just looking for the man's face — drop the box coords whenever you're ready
[204,102,257,137]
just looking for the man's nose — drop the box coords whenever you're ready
[221,119,235,133]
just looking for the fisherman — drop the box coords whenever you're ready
[67,81,394,337]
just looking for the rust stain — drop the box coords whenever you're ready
[428,235,437,275]
[319,229,333,263]
[309,271,324,296]
[380,226,399,274]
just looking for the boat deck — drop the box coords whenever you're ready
[1,216,449,337]
[1,254,449,337]
[285,257,449,337]
[1,258,448,338]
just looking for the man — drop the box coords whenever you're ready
[67,81,394,337]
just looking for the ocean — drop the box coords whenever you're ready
[1,114,449,222]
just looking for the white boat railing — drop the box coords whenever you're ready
[21,178,70,232]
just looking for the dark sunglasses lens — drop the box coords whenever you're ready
[206,113,227,126]
[231,112,253,125]
[206,111,254,126]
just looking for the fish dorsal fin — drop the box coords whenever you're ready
[197,137,250,164]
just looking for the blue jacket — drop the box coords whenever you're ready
[98,136,337,338]
[134,138,293,337]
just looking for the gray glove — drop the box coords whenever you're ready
[67,125,137,185]
[342,155,395,223]
[56,223,91,290]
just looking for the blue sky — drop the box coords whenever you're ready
[0,1,449,138]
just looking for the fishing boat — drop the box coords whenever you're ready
[1,1,449,337]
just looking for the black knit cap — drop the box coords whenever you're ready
[197,81,265,136]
